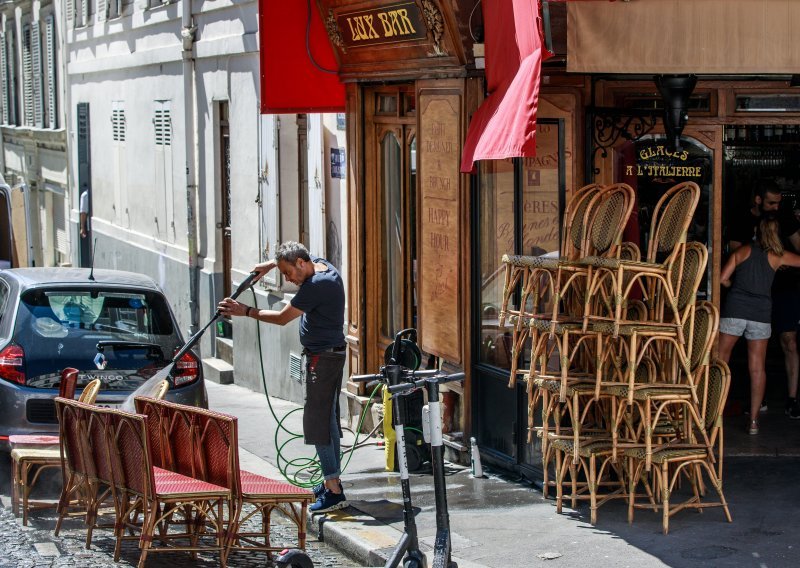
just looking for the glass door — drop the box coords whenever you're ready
[365,86,418,370]
[472,119,566,481]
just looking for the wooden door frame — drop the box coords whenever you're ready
[363,84,417,372]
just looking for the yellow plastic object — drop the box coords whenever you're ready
[383,386,396,471]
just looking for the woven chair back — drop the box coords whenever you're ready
[585,183,635,256]
[78,379,101,404]
[134,397,172,470]
[134,397,240,494]
[55,397,93,479]
[564,183,604,258]
[166,406,197,477]
[59,368,79,399]
[619,241,641,263]
[192,408,240,494]
[86,406,115,486]
[685,301,719,372]
[107,409,153,498]
[646,182,700,261]
[154,380,169,400]
[698,359,731,433]
[670,242,708,313]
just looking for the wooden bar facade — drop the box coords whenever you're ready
[312,0,800,469]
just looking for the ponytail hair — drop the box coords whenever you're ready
[757,215,784,256]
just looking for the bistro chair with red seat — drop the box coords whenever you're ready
[9,367,80,524]
[53,398,118,548]
[108,406,231,567]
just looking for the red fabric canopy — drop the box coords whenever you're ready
[460,0,552,173]
[259,0,345,114]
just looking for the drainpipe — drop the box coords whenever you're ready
[182,0,199,336]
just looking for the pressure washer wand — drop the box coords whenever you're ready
[171,271,259,363]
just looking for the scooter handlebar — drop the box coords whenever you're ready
[387,371,465,394]
[351,373,382,383]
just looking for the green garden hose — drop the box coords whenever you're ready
[249,288,382,489]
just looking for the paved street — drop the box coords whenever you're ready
[0,453,358,567]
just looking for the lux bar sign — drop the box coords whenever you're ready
[337,2,427,48]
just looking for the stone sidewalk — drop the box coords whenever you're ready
[208,381,800,568]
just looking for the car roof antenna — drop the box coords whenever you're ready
[88,237,97,281]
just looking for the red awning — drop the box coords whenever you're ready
[259,0,345,114]
[460,0,552,173]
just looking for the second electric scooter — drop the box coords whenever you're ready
[352,329,464,568]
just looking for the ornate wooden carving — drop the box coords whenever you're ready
[420,0,447,56]
[325,9,346,53]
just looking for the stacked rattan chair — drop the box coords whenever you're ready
[502,180,732,531]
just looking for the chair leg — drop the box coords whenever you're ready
[661,461,670,535]
[21,461,31,526]
[589,454,598,525]
[11,456,20,518]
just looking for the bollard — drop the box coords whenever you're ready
[470,436,484,478]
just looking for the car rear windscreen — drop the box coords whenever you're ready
[14,288,180,388]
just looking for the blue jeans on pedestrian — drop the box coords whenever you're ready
[315,394,341,480]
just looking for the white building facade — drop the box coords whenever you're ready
[65,0,347,402]
[0,0,68,268]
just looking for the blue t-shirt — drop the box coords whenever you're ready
[290,257,345,352]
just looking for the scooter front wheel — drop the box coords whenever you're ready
[403,560,423,568]
[274,548,314,568]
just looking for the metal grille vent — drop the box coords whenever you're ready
[112,106,125,141]
[153,107,171,146]
[288,352,302,382]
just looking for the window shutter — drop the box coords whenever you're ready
[260,114,280,288]
[1,32,8,125]
[45,16,56,128]
[54,193,68,254]
[22,24,32,127]
[81,0,88,27]
[306,114,326,257]
[31,21,42,128]
[66,0,74,26]
[98,0,108,20]
[8,28,17,125]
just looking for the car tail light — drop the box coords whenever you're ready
[0,344,26,385]
[172,350,199,387]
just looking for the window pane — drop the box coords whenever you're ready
[477,159,515,369]
[381,133,403,337]
[615,135,713,300]
[735,94,800,113]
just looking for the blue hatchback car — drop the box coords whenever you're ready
[0,267,207,450]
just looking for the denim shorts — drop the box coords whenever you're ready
[719,317,771,340]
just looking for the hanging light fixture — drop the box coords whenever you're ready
[655,74,698,151]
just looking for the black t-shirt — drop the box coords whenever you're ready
[728,207,800,289]
[290,257,345,352]
[728,207,800,247]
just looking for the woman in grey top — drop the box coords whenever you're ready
[719,216,800,434]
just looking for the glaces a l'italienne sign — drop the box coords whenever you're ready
[337,2,427,48]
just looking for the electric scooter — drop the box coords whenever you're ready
[352,330,464,568]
